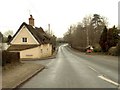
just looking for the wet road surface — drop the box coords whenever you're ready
[19,44,118,88]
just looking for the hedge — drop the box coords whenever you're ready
[108,47,118,56]
[72,46,86,52]
[2,50,20,66]
[93,44,101,52]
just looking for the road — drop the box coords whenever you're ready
[19,44,119,88]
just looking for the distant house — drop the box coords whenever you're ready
[8,15,52,59]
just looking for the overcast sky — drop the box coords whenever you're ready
[0,0,119,37]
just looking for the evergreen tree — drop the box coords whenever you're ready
[7,35,12,43]
[107,25,119,50]
[99,26,108,52]
[99,25,120,52]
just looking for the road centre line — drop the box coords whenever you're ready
[88,66,99,73]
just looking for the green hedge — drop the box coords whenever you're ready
[72,46,86,52]
[2,50,20,66]
[93,44,101,52]
[108,47,118,56]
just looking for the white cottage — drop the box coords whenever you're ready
[8,15,52,59]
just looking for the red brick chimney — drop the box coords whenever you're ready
[29,15,34,26]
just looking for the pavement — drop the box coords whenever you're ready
[2,63,45,89]
[2,48,58,89]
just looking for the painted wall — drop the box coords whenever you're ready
[20,46,40,59]
[40,44,52,58]
[11,25,39,45]
[20,44,52,59]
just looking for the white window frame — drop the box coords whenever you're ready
[22,37,28,42]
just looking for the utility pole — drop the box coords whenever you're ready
[86,26,89,46]
[48,24,51,35]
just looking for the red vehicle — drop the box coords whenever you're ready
[86,45,93,53]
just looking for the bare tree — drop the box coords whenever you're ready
[0,32,3,43]
[82,15,92,46]
[64,14,108,51]
[3,30,13,37]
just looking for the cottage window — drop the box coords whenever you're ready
[22,38,27,42]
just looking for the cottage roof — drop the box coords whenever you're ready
[7,45,39,51]
[9,22,50,44]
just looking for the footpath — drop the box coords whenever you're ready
[2,48,58,89]
[2,63,45,89]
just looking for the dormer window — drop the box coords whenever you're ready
[22,37,27,42]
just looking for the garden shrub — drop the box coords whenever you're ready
[93,44,101,52]
[108,46,118,56]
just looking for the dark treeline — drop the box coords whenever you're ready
[64,14,120,54]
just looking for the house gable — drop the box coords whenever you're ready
[8,15,53,59]
[11,23,39,45]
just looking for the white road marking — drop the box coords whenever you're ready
[88,66,119,87]
[98,75,119,87]
[88,66,99,73]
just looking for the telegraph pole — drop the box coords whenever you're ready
[48,24,51,35]
[86,26,89,46]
